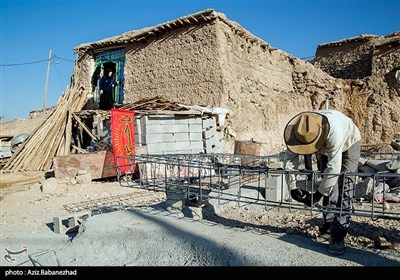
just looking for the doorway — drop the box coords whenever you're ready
[93,48,125,108]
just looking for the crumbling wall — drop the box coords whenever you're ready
[372,43,400,77]
[314,33,400,145]
[123,22,224,107]
[314,39,373,79]
[215,20,347,154]
[346,76,400,145]
[73,51,95,97]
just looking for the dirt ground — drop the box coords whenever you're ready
[0,177,399,266]
[1,116,399,266]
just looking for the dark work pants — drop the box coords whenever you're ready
[316,141,361,236]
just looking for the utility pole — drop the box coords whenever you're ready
[43,50,52,110]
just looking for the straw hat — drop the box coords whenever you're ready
[284,112,330,155]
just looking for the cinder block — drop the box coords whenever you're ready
[143,124,163,134]
[53,210,91,234]
[205,137,224,153]
[189,123,202,132]
[202,117,215,129]
[170,124,190,133]
[147,115,175,124]
[145,133,175,144]
[163,142,178,152]
[216,138,225,149]
[190,141,204,150]
[204,135,220,149]
[174,117,189,124]
[148,118,176,125]
[178,149,193,154]
[188,117,202,125]
[147,144,164,154]
[175,141,191,150]
[203,127,217,139]
[134,133,142,145]
[263,175,288,202]
[189,132,202,141]
[134,117,141,135]
[174,133,190,142]
[140,116,148,127]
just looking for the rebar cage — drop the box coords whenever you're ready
[116,153,400,220]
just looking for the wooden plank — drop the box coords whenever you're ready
[72,114,98,141]
[72,145,88,153]
[64,111,72,155]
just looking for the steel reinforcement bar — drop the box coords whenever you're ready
[116,153,400,220]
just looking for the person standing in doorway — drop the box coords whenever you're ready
[99,69,115,110]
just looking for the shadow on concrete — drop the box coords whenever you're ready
[277,233,399,266]
[126,206,250,266]
[199,202,400,266]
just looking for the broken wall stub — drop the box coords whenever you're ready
[314,37,375,79]
[372,37,400,77]
[315,32,400,80]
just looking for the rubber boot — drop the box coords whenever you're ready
[328,223,346,255]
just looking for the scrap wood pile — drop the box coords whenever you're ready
[3,85,88,172]
[74,109,110,119]
[118,96,189,111]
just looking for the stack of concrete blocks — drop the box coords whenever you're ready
[92,114,111,145]
[202,116,225,153]
[140,114,204,154]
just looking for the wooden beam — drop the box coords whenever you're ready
[72,145,89,153]
[72,113,98,141]
[63,110,72,155]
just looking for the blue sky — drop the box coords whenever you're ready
[1,0,398,122]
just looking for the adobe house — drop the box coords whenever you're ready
[314,32,400,144]
[314,32,400,80]
[72,9,400,154]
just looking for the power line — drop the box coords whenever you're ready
[54,62,66,88]
[0,54,75,67]
[0,57,53,67]
[54,55,75,63]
